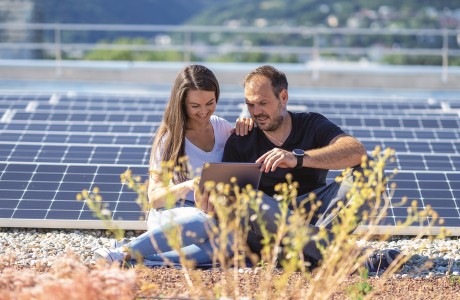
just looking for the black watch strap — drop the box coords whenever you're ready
[295,155,303,169]
[292,149,304,169]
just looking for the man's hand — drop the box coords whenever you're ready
[256,148,297,172]
[231,117,254,136]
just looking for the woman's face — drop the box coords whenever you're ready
[185,89,217,125]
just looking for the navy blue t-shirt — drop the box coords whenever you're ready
[222,112,345,197]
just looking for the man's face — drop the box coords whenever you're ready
[244,75,287,132]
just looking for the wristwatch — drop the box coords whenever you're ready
[292,149,304,169]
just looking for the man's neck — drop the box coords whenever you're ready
[262,112,292,147]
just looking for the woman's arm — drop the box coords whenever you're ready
[147,172,195,209]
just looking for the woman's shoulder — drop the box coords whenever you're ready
[210,115,233,140]
[210,115,231,125]
[210,115,232,130]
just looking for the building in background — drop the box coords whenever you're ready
[0,0,38,59]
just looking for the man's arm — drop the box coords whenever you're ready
[303,134,366,169]
[256,134,366,172]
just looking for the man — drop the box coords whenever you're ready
[222,65,401,271]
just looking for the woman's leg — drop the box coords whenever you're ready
[142,242,216,264]
[126,204,223,264]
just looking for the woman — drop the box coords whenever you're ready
[94,65,252,265]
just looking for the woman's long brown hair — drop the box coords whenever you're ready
[150,65,220,183]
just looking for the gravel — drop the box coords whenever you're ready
[2,227,460,279]
[0,228,137,268]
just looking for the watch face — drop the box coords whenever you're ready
[293,149,304,156]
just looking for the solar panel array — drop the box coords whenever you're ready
[0,93,156,230]
[0,91,459,234]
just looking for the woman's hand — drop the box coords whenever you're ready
[194,189,214,214]
[148,176,197,209]
[184,179,196,191]
[232,117,254,136]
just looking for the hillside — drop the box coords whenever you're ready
[185,0,460,65]
[32,0,460,29]
[189,0,459,29]
[32,0,220,25]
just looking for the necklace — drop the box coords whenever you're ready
[263,130,286,146]
[261,113,292,146]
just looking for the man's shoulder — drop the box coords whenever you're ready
[291,111,324,120]
[223,125,260,161]
[291,111,329,127]
[228,127,259,139]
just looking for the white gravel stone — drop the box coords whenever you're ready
[2,228,460,277]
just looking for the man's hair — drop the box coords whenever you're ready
[243,65,288,97]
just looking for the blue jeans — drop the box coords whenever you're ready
[247,166,364,264]
[125,200,230,264]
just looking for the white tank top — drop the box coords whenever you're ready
[151,115,233,200]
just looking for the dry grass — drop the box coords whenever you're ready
[49,147,450,299]
[3,259,460,300]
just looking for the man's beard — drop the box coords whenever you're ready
[254,101,286,132]
[255,113,284,131]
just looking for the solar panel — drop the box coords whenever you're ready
[0,121,158,134]
[1,92,455,119]
[326,115,459,129]
[0,142,150,165]
[1,165,457,234]
[2,142,458,172]
[0,131,152,145]
[0,162,148,230]
[2,124,458,142]
[386,154,460,171]
[326,170,460,235]
[4,108,458,129]
[219,96,446,110]
[346,127,460,140]
[0,91,459,236]
[361,139,460,155]
[4,104,455,117]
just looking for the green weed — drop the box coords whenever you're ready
[347,269,373,300]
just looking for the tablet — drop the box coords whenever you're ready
[198,162,262,192]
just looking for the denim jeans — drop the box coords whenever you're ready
[247,166,364,264]
[125,200,228,264]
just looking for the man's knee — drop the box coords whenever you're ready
[246,230,263,256]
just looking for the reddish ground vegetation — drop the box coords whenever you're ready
[2,255,460,299]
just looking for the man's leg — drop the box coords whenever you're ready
[312,165,367,230]
[247,193,324,264]
[246,166,364,265]
[286,166,364,263]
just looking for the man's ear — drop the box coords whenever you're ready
[280,89,288,103]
